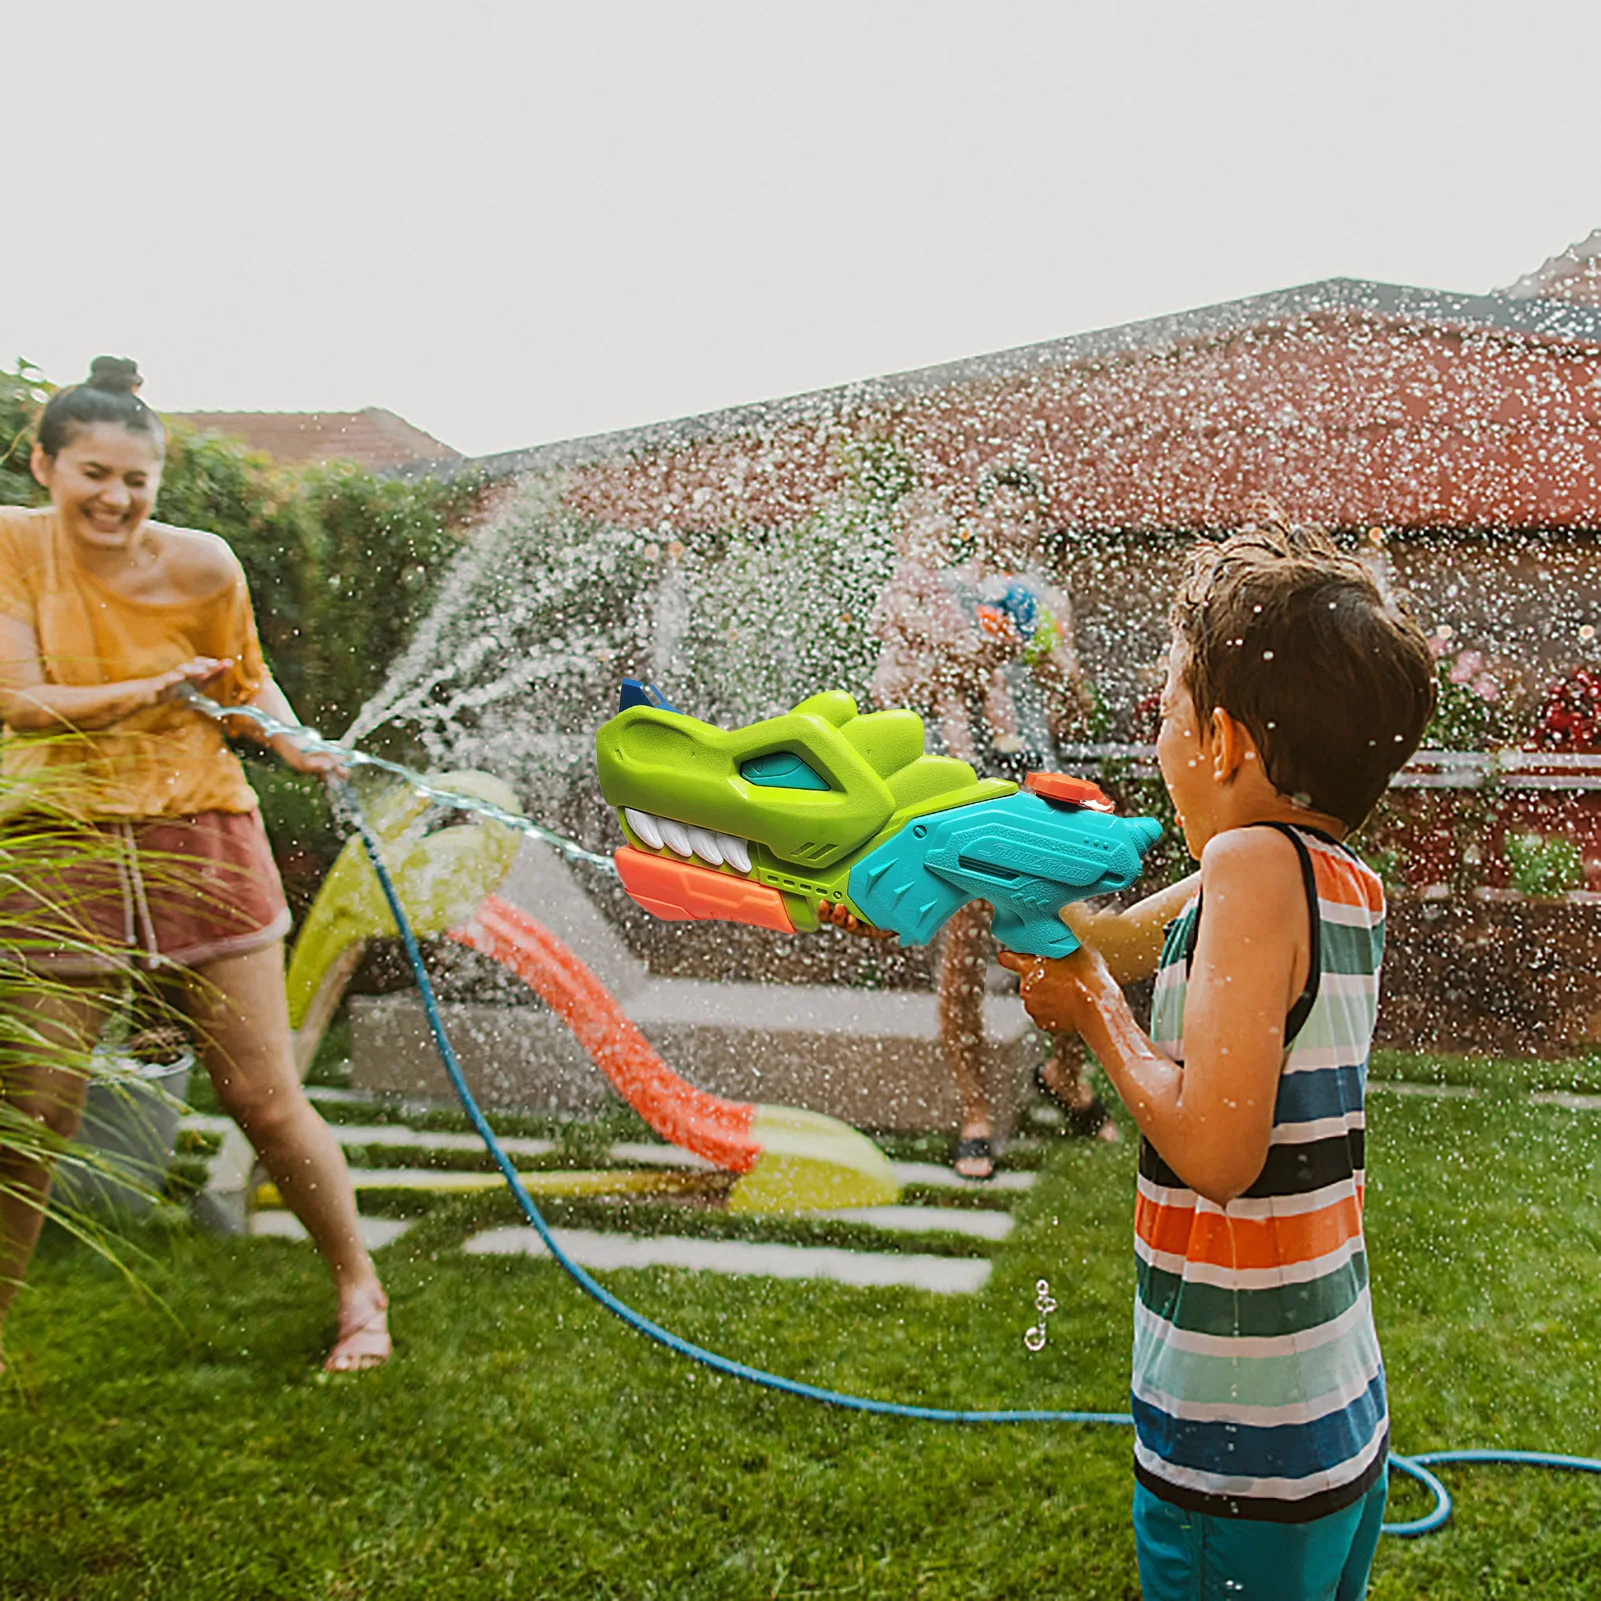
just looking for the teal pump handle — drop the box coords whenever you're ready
[847,786,1163,957]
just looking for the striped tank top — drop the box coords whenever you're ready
[1132,821,1389,1522]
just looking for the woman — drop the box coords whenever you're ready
[0,357,389,1373]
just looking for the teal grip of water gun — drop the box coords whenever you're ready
[846,778,1163,958]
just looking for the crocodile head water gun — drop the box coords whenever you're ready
[595,682,1161,958]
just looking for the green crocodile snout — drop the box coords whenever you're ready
[596,690,1013,928]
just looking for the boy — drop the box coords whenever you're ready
[998,517,1437,1601]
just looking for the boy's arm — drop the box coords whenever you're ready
[1002,832,1305,1204]
[1062,871,1202,985]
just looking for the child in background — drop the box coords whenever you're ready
[1000,517,1436,1600]
[868,490,1002,760]
[870,480,1110,1176]
[961,465,1093,766]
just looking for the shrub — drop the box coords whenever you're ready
[1425,638,1511,751]
[154,427,483,737]
[0,362,49,507]
[1505,831,1584,898]
[1529,665,1601,753]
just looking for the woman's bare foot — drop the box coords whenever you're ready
[324,1284,390,1374]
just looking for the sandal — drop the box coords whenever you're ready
[323,1294,391,1374]
[952,1134,996,1181]
[1034,1064,1118,1141]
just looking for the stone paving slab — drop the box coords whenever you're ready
[325,1168,521,1192]
[462,1225,993,1294]
[810,1205,1013,1240]
[888,1161,1035,1193]
[1368,1082,1479,1098]
[609,1141,716,1169]
[320,1124,558,1158]
[250,1213,413,1249]
[181,1113,549,1161]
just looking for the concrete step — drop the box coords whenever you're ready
[348,838,1044,1132]
[349,984,1040,1134]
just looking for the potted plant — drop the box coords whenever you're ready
[52,999,194,1217]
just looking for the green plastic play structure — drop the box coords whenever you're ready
[267,767,898,1216]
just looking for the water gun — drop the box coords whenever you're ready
[595,682,1161,958]
[961,575,1062,668]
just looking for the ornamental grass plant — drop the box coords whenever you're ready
[0,760,184,1311]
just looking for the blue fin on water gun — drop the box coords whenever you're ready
[619,679,681,714]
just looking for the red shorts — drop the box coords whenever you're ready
[0,809,291,973]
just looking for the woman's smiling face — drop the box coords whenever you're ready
[32,422,163,553]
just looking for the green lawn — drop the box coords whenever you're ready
[2,1065,1599,1600]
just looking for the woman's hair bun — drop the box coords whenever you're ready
[87,356,143,395]
[36,355,163,458]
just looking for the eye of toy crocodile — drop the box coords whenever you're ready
[740,752,830,790]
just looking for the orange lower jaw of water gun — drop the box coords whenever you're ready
[614,845,796,934]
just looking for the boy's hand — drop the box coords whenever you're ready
[997,944,1114,1035]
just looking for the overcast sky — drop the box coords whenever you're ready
[8,1,1600,459]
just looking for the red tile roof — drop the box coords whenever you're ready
[167,407,460,470]
[475,277,1601,532]
[1504,230,1601,309]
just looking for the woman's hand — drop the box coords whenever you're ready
[818,900,896,939]
[269,731,347,779]
[997,944,1114,1036]
[151,656,231,703]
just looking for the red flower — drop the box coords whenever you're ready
[1532,667,1601,752]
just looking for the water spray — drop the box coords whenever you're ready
[178,687,615,872]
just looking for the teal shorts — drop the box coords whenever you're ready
[1132,1476,1387,1601]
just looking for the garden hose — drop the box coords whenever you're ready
[333,783,1601,1540]
[173,690,1600,1539]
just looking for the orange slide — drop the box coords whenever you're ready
[451,893,761,1173]
[285,775,898,1213]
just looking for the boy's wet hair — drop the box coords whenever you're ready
[1170,510,1437,830]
